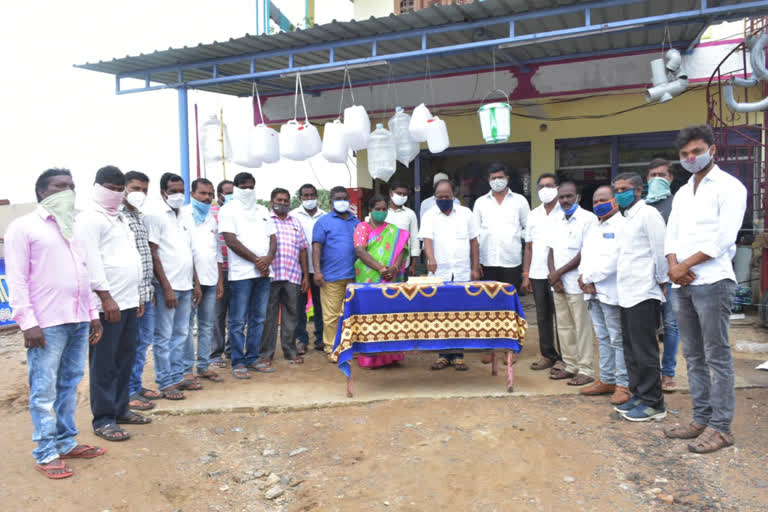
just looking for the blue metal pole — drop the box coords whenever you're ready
[178,87,191,204]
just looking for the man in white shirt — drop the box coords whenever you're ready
[386,182,420,275]
[546,181,598,386]
[181,178,224,386]
[77,166,145,441]
[577,186,630,405]
[419,179,481,371]
[522,173,562,372]
[612,172,669,422]
[145,173,201,401]
[419,172,459,220]
[292,183,326,353]
[218,172,277,379]
[664,124,747,453]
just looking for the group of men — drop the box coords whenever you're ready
[6,123,746,478]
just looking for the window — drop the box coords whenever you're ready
[396,0,415,14]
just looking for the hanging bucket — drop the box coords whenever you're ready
[477,102,511,144]
[322,119,349,163]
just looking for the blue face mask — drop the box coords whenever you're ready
[593,199,618,218]
[563,203,578,216]
[191,197,211,224]
[645,177,671,204]
[223,194,234,204]
[615,189,636,209]
[436,199,454,213]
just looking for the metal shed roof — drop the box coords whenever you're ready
[76,0,768,97]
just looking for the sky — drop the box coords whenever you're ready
[1,0,355,206]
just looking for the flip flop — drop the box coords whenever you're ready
[248,362,276,373]
[177,378,203,391]
[61,444,106,459]
[35,459,73,479]
[138,387,164,400]
[198,370,224,382]
[94,423,131,442]
[232,367,251,379]
[160,386,186,400]
[117,411,152,425]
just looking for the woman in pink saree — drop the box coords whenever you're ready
[353,195,410,368]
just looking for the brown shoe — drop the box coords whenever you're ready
[687,427,734,453]
[549,369,576,380]
[664,421,707,439]
[579,380,615,395]
[567,374,595,386]
[530,357,555,371]
[662,375,677,393]
[609,386,631,405]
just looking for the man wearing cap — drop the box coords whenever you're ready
[419,172,460,221]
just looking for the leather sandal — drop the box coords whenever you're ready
[431,357,450,370]
[567,374,594,386]
[530,357,555,371]
[687,427,734,454]
[549,369,576,380]
[664,422,706,439]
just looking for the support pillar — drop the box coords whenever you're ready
[178,87,191,204]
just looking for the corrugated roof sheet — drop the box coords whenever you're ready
[75,0,758,96]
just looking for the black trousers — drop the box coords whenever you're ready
[482,265,523,292]
[531,278,560,362]
[259,281,301,361]
[620,299,664,409]
[210,273,230,360]
[90,308,138,429]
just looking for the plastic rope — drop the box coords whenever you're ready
[480,48,509,105]
[293,72,309,122]
[337,67,356,118]
[252,82,265,123]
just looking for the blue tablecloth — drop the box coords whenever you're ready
[331,281,527,377]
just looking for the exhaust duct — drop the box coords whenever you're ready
[724,32,768,113]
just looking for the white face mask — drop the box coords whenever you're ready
[233,186,256,208]
[391,193,408,207]
[302,199,318,210]
[165,193,185,209]
[680,148,713,174]
[333,200,350,213]
[538,187,558,204]
[125,191,146,209]
[490,178,508,193]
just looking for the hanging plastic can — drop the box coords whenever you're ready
[298,121,322,158]
[233,124,263,168]
[425,116,449,154]
[388,106,420,166]
[477,102,511,144]
[252,123,280,164]
[280,120,305,161]
[343,105,371,151]
[322,119,349,163]
[367,123,397,182]
[409,103,431,142]
[201,114,233,162]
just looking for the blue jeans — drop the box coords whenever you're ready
[661,283,680,377]
[27,322,89,464]
[588,300,628,387]
[184,284,217,375]
[671,280,736,433]
[129,300,154,396]
[153,285,193,390]
[228,277,271,368]
[295,273,324,349]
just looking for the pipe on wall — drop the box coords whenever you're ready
[645,49,688,103]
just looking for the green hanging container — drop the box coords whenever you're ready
[478,101,511,144]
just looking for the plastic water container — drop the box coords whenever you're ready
[477,102,511,144]
[343,105,371,151]
[425,116,449,154]
[367,123,396,182]
[409,103,431,142]
[322,119,349,163]
[201,114,232,162]
[233,124,263,168]
[298,121,322,158]
[251,123,280,164]
[280,120,305,160]
[388,107,420,166]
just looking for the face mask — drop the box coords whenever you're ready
[165,193,185,210]
[222,194,234,204]
[273,204,290,216]
[436,199,454,213]
[593,198,618,219]
[391,193,408,207]
[680,148,713,174]
[125,191,146,209]
[333,200,350,213]
[191,198,211,224]
[563,202,578,216]
[371,210,388,223]
[93,183,124,217]
[615,189,636,209]
[302,199,318,210]
[645,177,671,204]
[233,187,256,209]
[538,187,558,204]
[40,189,76,241]
[489,178,508,193]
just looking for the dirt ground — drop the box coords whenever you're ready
[1,306,767,511]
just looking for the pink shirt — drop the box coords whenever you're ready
[4,207,100,330]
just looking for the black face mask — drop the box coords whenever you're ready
[273,204,290,215]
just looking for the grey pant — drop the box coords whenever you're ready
[670,280,735,433]
[210,274,230,360]
[259,281,301,361]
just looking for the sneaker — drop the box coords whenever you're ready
[613,395,641,413]
[622,403,667,422]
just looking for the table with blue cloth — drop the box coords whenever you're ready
[331,281,527,396]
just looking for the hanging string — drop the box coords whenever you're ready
[293,72,309,121]
[383,63,400,114]
[480,48,509,105]
[252,81,265,124]
[422,56,437,110]
[661,24,672,57]
[337,66,356,118]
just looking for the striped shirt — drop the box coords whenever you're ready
[211,203,228,271]
[271,213,308,285]
[120,206,154,304]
